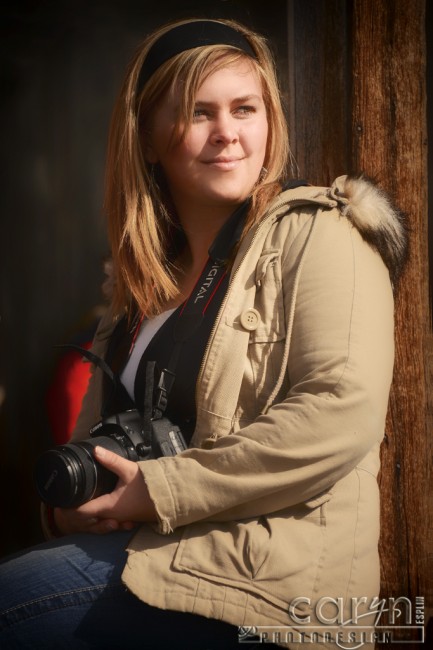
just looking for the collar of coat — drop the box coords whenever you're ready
[104,175,408,313]
[264,174,408,288]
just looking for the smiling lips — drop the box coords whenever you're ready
[203,156,244,170]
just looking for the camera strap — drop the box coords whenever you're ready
[151,179,309,419]
[54,181,308,424]
[55,344,117,384]
[151,198,249,419]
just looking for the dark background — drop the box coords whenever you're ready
[0,0,290,556]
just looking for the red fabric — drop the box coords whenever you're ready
[46,341,92,444]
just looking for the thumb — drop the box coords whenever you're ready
[93,446,134,481]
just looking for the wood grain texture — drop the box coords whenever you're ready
[351,0,432,641]
[288,0,431,642]
[287,0,350,185]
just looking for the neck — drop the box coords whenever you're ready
[176,203,235,274]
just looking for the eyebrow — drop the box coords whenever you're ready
[194,94,262,106]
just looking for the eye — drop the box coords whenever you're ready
[234,105,256,117]
[192,108,209,121]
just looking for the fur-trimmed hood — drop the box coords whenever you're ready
[328,175,408,286]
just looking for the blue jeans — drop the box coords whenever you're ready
[0,531,245,649]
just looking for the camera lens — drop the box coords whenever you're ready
[34,436,127,508]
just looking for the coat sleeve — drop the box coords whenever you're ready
[138,207,396,534]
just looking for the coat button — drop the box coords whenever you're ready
[240,308,260,331]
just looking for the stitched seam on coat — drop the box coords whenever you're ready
[345,469,362,603]
[189,576,201,615]
[196,406,232,420]
[140,580,288,611]
[323,221,356,399]
[279,210,315,269]
[263,210,320,413]
[310,500,329,604]
[355,465,377,479]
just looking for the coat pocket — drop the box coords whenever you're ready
[251,249,285,343]
[235,249,287,410]
[172,502,328,610]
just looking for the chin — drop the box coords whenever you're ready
[208,194,249,209]
[205,184,254,206]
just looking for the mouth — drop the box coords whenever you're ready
[203,156,243,170]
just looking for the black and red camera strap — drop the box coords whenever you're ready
[151,198,249,419]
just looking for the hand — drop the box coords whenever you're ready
[54,446,157,536]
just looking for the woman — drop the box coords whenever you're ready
[0,18,407,649]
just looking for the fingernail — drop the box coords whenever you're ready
[95,446,106,459]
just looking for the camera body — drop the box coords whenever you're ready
[34,410,187,508]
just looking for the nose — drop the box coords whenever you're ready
[209,113,239,146]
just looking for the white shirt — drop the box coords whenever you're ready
[120,308,176,400]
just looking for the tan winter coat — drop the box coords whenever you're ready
[70,175,407,647]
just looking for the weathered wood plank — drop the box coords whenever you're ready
[351,0,432,642]
[287,0,350,184]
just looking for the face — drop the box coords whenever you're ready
[146,59,269,215]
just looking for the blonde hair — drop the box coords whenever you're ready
[104,18,291,318]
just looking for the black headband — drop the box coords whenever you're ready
[137,20,257,94]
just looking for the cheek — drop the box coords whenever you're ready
[159,141,198,184]
[168,135,201,166]
[245,121,269,161]
[180,129,208,159]
[259,121,269,157]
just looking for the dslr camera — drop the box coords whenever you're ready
[34,410,187,508]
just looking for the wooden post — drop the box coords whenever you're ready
[351,0,432,643]
[287,0,350,185]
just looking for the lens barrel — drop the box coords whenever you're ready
[34,435,128,508]
[34,410,150,508]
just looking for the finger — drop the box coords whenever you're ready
[87,518,120,535]
[55,507,101,536]
[93,446,137,482]
[78,493,117,519]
